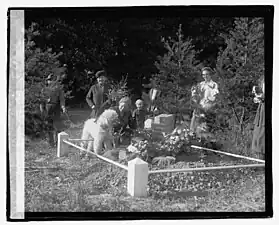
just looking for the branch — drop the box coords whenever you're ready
[231,106,241,124]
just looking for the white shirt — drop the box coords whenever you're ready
[193,80,219,110]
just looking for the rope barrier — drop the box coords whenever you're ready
[68,138,94,142]
[63,139,128,171]
[191,145,265,163]
[148,163,265,174]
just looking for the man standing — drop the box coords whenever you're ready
[86,70,111,119]
[142,80,160,115]
[40,73,66,147]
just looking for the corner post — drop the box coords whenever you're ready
[127,157,149,197]
[57,132,69,157]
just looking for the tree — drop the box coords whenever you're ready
[215,17,264,138]
[25,23,67,137]
[182,17,234,67]
[151,24,199,123]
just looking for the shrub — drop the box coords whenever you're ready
[25,23,67,137]
[150,24,200,123]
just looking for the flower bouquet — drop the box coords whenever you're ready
[159,127,197,156]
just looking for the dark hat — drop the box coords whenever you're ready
[95,70,107,78]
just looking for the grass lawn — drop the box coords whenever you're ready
[25,108,265,212]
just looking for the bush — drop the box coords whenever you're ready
[25,23,67,137]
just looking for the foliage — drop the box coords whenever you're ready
[125,125,210,163]
[126,129,155,161]
[185,17,234,67]
[25,23,67,136]
[151,24,200,121]
[25,127,265,212]
[25,13,236,104]
[107,75,130,105]
[152,156,176,168]
[214,17,264,149]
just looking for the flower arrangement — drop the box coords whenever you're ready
[123,121,215,164]
[159,127,196,156]
[126,129,154,161]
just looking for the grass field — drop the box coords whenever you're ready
[25,108,265,212]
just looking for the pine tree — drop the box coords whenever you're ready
[151,24,199,122]
[215,17,264,133]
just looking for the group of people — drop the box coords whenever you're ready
[85,70,161,142]
[39,67,265,160]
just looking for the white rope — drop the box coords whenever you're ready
[63,139,128,171]
[68,138,94,142]
[148,163,265,174]
[191,145,265,163]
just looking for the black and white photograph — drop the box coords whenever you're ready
[6,4,274,221]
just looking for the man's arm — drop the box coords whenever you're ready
[86,86,95,108]
[58,87,66,113]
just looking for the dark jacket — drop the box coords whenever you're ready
[86,83,110,118]
[40,83,65,135]
[110,106,135,132]
[41,83,65,117]
[43,84,65,106]
[132,108,147,129]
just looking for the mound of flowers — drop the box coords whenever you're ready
[121,126,212,164]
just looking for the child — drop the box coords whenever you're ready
[132,99,148,129]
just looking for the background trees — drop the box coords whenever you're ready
[150,24,199,123]
[24,10,266,149]
[25,23,67,136]
[215,17,264,148]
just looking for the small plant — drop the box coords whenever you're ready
[107,76,130,104]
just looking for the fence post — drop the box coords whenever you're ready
[57,132,69,157]
[127,157,149,197]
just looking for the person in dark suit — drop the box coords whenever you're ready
[40,73,66,147]
[110,97,135,145]
[141,81,161,115]
[86,70,111,119]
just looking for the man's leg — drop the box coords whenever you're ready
[47,129,56,147]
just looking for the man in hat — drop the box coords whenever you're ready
[86,70,111,119]
[40,73,66,147]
